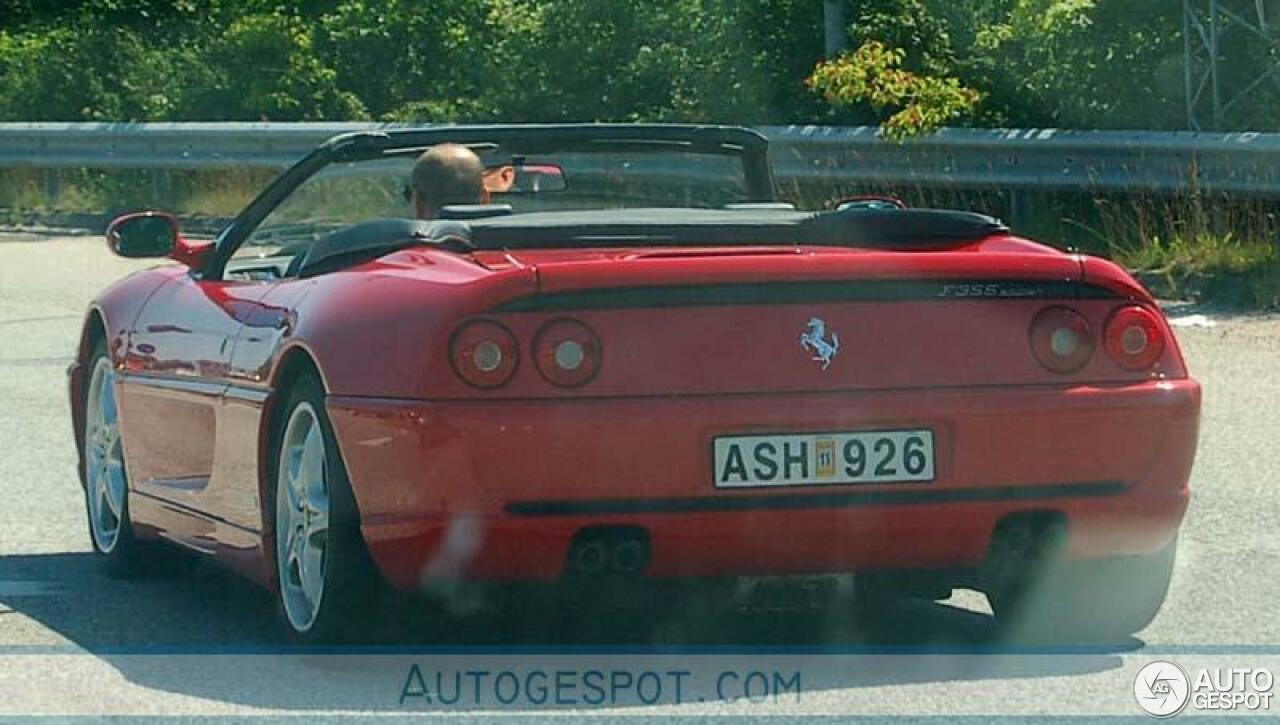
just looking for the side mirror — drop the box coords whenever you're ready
[106,212,177,258]
[105,212,213,269]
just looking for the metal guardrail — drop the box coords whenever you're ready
[2,122,1280,196]
[772,125,1280,196]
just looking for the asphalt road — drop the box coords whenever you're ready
[0,234,1278,717]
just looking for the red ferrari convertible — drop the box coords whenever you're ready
[69,124,1199,642]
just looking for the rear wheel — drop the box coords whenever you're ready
[83,343,151,577]
[987,538,1177,642]
[271,373,379,643]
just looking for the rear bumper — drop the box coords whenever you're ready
[328,380,1199,591]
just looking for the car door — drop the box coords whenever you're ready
[117,270,270,541]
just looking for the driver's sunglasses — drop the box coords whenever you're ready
[402,184,414,203]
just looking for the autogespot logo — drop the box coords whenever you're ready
[1134,661,1191,718]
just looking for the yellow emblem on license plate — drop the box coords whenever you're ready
[815,438,836,477]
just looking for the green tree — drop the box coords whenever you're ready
[319,0,500,121]
[178,11,367,120]
[0,24,182,120]
[470,0,791,123]
[927,0,1185,129]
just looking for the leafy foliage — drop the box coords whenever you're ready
[808,40,980,139]
[178,12,368,121]
[0,0,1263,133]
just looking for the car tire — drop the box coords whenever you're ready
[82,340,155,578]
[270,371,380,644]
[987,538,1177,643]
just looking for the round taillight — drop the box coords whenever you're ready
[1029,306,1094,374]
[450,320,518,388]
[533,318,601,387]
[1104,305,1166,371]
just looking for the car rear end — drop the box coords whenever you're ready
[326,238,1199,600]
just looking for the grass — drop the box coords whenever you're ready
[1087,194,1280,308]
[0,167,271,218]
[1107,232,1280,308]
[177,171,271,216]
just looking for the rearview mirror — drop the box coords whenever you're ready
[106,212,179,258]
[483,163,567,194]
[834,195,906,211]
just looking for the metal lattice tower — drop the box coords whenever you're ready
[1184,0,1280,129]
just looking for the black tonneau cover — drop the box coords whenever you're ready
[464,207,1006,248]
[297,207,1007,277]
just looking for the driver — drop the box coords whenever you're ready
[408,143,490,219]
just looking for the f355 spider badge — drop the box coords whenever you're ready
[799,317,840,370]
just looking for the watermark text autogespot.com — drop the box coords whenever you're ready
[398,664,802,707]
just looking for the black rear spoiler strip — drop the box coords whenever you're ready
[494,279,1118,312]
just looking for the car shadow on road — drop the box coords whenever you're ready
[0,551,1136,711]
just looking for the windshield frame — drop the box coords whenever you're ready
[204,124,774,281]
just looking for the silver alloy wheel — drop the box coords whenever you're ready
[275,401,330,633]
[85,356,127,553]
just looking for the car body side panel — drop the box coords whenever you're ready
[115,276,273,526]
[111,268,289,585]
[69,266,184,489]
[67,265,274,572]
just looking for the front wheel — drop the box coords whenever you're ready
[987,538,1177,642]
[83,344,153,577]
[271,373,379,643]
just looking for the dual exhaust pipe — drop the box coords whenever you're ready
[566,526,651,577]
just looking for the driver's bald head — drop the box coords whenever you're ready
[411,143,488,219]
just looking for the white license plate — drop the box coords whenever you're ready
[713,430,935,488]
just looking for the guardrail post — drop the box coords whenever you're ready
[1188,155,1205,242]
[42,168,60,209]
[1007,189,1038,230]
[152,170,171,209]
